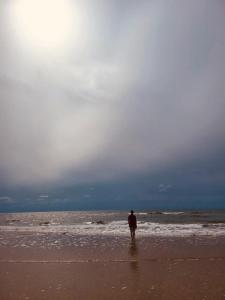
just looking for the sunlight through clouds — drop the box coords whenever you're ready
[9,0,78,56]
[0,0,225,186]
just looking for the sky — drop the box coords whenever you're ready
[0,0,225,211]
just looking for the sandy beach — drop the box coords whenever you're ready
[0,234,225,300]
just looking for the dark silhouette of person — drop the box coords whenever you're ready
[128,210,137,240]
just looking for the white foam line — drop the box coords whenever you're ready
[1,222,225,237]
[0,257,224,263]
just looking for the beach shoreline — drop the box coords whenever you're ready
[0,235,225,299]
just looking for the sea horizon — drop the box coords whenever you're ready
[1,207,225,214]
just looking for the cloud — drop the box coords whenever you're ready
[0,0,225,186]
[0,196,14,203]
[158,184,172,193]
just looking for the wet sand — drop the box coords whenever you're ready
[0,235,225,300]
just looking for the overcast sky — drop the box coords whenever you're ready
[0,0,225,210]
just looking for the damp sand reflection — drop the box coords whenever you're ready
[129,239,139,273]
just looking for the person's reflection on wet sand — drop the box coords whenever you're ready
[129,239,139,272]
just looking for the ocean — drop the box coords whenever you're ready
[0,210,225,238]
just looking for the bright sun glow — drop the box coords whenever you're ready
[11,0,75,53]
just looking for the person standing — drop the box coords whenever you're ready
[128,210,137,240]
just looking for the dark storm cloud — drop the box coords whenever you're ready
[0,0,225,186]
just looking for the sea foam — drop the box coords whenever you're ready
[0,220,225,237]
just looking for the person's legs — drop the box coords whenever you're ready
[130,227,132,238]
[130,227,135,240]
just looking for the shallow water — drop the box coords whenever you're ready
[0,210,225,238]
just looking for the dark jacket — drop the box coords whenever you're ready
[128,214,137,228]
